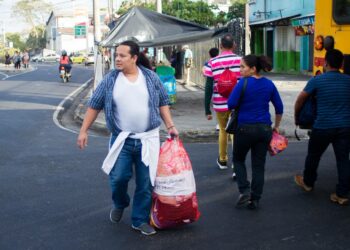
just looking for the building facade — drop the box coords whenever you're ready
[45,9,94,55]
[248,0,315,73]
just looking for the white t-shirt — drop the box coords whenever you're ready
[113,67,150,133]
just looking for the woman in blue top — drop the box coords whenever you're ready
[228,55,283,209]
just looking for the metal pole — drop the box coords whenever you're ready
[93,0,102,43]
[93,0,102,89]
[86,16,89,54]
[263,0,267,55]
[156,0,162,63]
[111,47,115,70]
[245,3,251,55]
[156,0,162,13]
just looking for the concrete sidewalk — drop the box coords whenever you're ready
[75,73,312,142]
[0,63,33,72]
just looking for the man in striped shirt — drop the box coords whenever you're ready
[294,49,350,205]
[203,34,241,170]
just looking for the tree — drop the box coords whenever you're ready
[6,33,26,51]
[227,0,247,20]
[12,0,52,39]
[116,0,221,27]
[26,25,46,49]
[162,0,218,26]
[117,0,155,15]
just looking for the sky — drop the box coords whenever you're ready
[0,0,112,34]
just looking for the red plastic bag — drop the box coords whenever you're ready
[268,131,288,156]
[150,138,200,229]
[216,68,237,98]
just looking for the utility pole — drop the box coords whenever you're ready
[156,0,162,13]
[93,0,102,89]
[108,0,113,19]
[93,0,102,43]
[245,2,251,55]
[156,0,162,63]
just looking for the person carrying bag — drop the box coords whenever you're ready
[227,55,284,210]
[226,78,248,134]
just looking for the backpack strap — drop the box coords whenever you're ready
[235,78,248,112]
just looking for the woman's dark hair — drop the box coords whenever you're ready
[209,48,219,58]
[242,55,272,73]
[119,40,152,70]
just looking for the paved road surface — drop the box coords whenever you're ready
[0,66,349,250]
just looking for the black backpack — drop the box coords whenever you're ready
[297,94,316,129]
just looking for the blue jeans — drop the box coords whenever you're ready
[233,124,272,201]
[109,136,152,226]
[303,128,350,197]
[58,64,71,73]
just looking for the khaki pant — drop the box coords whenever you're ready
[216,111,234,162]
[184,67,191,84]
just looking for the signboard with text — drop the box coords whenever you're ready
[292,16,315,36]
[74,23,86,38]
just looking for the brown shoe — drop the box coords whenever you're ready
[294,174,313,192]
[330,193,349,206]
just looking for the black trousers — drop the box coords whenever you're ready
[233,124,272,201]
[304,127,350,197]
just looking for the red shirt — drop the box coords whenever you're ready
[60,56,69,64]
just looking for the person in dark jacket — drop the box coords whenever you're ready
[5,52,11,67]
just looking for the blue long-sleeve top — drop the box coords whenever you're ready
[227,77,283,126]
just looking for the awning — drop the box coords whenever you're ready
[250,14,301,27]
[138,28,227,47]
[291,13,315,27]
[100,7,225,48]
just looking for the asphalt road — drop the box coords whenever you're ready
[0,65,349,250]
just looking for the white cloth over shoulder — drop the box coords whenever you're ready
[101,127,160,186]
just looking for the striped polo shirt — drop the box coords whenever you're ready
[203,51,241,112]
[304,70,350,129]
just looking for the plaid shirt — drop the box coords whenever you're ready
[88,66,169,135]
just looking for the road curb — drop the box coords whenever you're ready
[53,78,93,132]
[74,100,108,134]
[71,79,310,142]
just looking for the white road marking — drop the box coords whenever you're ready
[53,77,93,134]
[1,66,37,80]
[0,71,9,79]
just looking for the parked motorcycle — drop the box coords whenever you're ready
[59,66,70,83]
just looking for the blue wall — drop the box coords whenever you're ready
[249,0,315,23]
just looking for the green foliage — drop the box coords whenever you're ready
[12,0,52,28]
[227,0,246,20]
[25,25,46,49]
[115,0,248,26]
[0,47,19,64]
[6,33,26,51]
[116,0,225,26]
[117,0,155,15]
[162,0,218,26]
[216,11,228,26]
[11,0,50,50]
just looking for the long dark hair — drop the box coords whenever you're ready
[242,55,272,73]
[119,40,152,70]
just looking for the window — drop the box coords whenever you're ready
[333,0,350,24]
